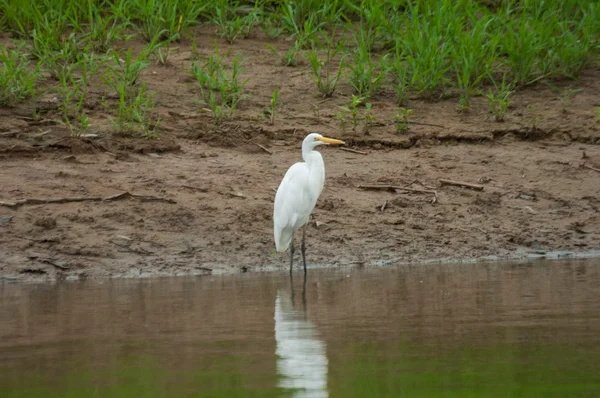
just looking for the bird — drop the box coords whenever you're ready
[273,132,344,273]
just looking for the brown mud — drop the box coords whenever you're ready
[1,30,599,282]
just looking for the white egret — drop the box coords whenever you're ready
[273,133,345,273]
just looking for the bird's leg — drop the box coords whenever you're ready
[289,232,295,274]
[289,271,295,308]
[301,225,307,273]
[301,268,307,313]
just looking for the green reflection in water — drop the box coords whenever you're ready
[328,341,600,397]
[1,341,294,398]
[3,340,600,397]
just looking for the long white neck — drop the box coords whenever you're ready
[302,146,325,195]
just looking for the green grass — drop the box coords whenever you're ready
[394,107,413,133]
[337,94,365,132]
[305,29,346,97]
[189,42,248,124]
[485,74,514,122]
[210,0,259,44]
[0,45,40,106]
[265,86,280,125]
[0,0,598,135]
[265,40,301,67]
[346,30,389,99]
[102,49,160,137]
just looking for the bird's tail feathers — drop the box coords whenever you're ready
[275,227,294,252]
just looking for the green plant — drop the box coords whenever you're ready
[346,0,387,52]
[500,18,550,87]
[130,0,205,43]
[452,15,499,113]
[335,111,348,132]
[30,12,70,60]
[280,0,327,48]
[146,30,176,65]
[189,43,249,122]
[210,0,259,44]
[363,102,376,135]
[346,32,389,99]
[558,88,582,113]
[56,73,87,133]
[83,2,124,53]
[265,87,280,125]
[311,103,320,118]
[105,49,149,97]
[393,107,413,133]
[103,49,159,137]
[56,49,103,133]
[260,14,284,38]
[399,3,454,99]
[266,40,301,67]
[338,94,365,131]
[390,49,409,106]
[202,90,226,125]
[485,76,513,122]
[154,42,172,65]
[0,46,40,107]
[528,104,543,130]
[305,29,346,97]
[32,28,81,80]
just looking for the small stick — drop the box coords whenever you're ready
[339,147,368,155]
[219,191,245,199]
[110,241,152,255]
[255,143,273,154]
[0,192,175,208]
[182,185,209,192]
[405,179,436,191]
[581,163,600,173]
[358,184,438,204]
[439,179,484,191]
[380,200,388,212]
[39,258,70,270]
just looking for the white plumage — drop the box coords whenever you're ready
[274,290,328,397]
[273,133,344,271]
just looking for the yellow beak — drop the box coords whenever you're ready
[317,136,345,145]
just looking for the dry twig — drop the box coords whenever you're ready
[339,147,368,155]
[580,163,600,173]
[0,191,175,208]
[30,257,70,270]
[182,185,209,192]
[380,200,388,212]
[358,184,438,204]
[255,143,273,155]
[439,179,484,191]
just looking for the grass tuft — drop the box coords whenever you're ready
[0,45,41,107]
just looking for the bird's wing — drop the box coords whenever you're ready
[273,162,315,251]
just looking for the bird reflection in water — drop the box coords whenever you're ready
[274,272,328,398]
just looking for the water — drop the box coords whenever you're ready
[1,259,600,397]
